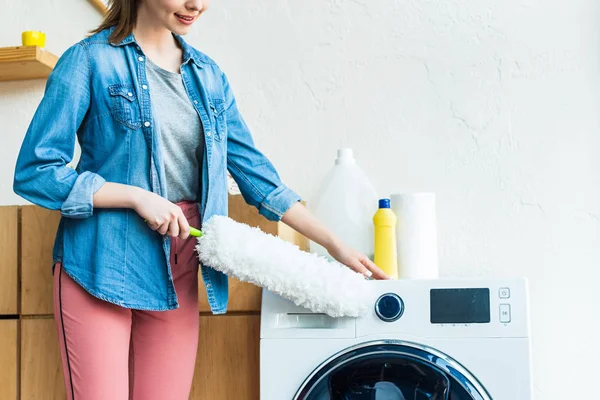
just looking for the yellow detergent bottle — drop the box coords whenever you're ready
[373,198,398,279]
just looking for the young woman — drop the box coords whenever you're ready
[13,0,388,398]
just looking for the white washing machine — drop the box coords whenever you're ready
[260,278,533,399]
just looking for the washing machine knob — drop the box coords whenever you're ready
[375,293,404,322]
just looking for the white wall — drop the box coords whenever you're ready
[2,0,599,397]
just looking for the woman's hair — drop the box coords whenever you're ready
[90,0,139,44]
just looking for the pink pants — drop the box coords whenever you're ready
[53,202,201,400]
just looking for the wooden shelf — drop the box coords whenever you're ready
[0,46,58,82]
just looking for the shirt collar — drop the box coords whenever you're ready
[110,28,203,68]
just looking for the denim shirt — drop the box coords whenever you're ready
[13,27,301,313]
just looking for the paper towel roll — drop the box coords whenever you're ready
[390,193,439,279]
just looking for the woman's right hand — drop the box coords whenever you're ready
[132,189,190,239]
[92,182,190,239]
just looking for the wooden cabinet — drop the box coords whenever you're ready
[0,320,18,400]
[191,315,260,400]
[1,197,307,399]
[21,207,60,316]
[20,318,65,400]
[0,207,18,315]
[14,316,260,400]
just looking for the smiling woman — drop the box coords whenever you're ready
[13,0,384,398]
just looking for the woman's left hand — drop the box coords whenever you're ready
[280,202,390,280]
[327,242,390,280]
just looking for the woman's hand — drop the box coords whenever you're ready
[326,241,389,280]
[93,182,190,238]
[92,183,190,238]
[280,202,390,280]
[133,190,190,239]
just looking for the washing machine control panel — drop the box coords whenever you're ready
[358,280,528,339]
[375,293,404,322]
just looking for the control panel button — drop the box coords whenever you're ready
[499,304,511,323]
[499,287,510,299]
[375,293,404,322]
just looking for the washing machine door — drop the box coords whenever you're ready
[294,341,491,400]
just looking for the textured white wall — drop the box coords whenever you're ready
[2,0,599,398]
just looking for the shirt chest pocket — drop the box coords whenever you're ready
[209,99,227,142]
[109,84,142,130]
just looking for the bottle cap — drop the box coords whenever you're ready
[379,198,391,208]
[335,148,355,165]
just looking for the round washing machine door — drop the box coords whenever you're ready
[294,340,491,400]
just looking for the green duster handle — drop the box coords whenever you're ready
[144,219,203,238]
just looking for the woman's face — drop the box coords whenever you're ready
[139,0,209,35]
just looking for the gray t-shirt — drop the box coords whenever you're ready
[146,58,204,203]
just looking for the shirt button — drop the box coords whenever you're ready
[206,132,211,137]
[144,121,151,127]
[142,85,148,90]
[127,92,133,97]
[206,283,211,289]
[138,56,144,62]
[193,100,198,104]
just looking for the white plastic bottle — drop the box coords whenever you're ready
[309,149,379,260]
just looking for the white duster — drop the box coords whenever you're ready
[196,216,371,318]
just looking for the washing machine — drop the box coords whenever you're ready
[260,278,533,399]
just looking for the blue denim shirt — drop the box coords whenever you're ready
[13,27,301,313]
